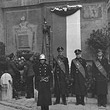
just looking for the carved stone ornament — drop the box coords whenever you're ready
[82,4,102,19]
[13,16,37,52]
[19,16,29,30]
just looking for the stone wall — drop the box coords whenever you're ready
[3,6,43,54]
[0,0,108,61]
[46,1,108,60]
[0,0,79,8]
[81,2,108,60]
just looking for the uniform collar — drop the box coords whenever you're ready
[40,62,47,66]
[57,55,64,59]
[76,57,82,60]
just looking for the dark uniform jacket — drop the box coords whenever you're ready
[53,55,69,95]
[7,60,20,77]
[70,57,87,95]
[24,60,35,78]
[92,57,110,95]
[33,62,52,106]
[24,60,35,98]
[7,60,21,92]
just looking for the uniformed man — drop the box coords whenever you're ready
[92,49,110,107]
[70,49,88,105]
[25,55,34,99]
[53,47,69,105]
[33,54,52,110]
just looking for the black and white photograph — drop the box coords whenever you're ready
[0,0,110,110]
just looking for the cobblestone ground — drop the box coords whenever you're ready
[0,104,21,110]
[1,97,110,110]
[1,82,110,110]
[33,97,110,110]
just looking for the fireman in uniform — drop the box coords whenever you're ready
[53,47,69,105]
[92,49,110,107]
[33,54,52,110]
[70,49,88,105]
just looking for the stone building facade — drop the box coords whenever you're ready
[0,0,109,63]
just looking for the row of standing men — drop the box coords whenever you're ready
[33,47,110,110]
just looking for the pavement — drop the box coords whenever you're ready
[0,97,110,110]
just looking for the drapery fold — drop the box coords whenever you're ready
[51,5,82,16]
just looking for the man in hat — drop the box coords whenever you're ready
[33,54,52,110]
[53,47,69,105]
[92,49,110,107]
[70,49,88,105]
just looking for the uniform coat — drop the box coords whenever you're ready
[53,55,69,95]
[7,60,20,78]
[33,62,52,106]
[70,57,87,95]
[25,60,35,98]
[7,60,20,97]
[92,58,109,95]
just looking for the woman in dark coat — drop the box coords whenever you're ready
[33,54,52,110]
[92,49,110,107]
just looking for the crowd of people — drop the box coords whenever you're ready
[0,47,110,110]
[0,52,39,99]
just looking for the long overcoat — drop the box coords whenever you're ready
[53,55,69,95]
[70,57,87,95]
[92,58,109,95]
[33,62,52,106]
[24,60,35,98]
